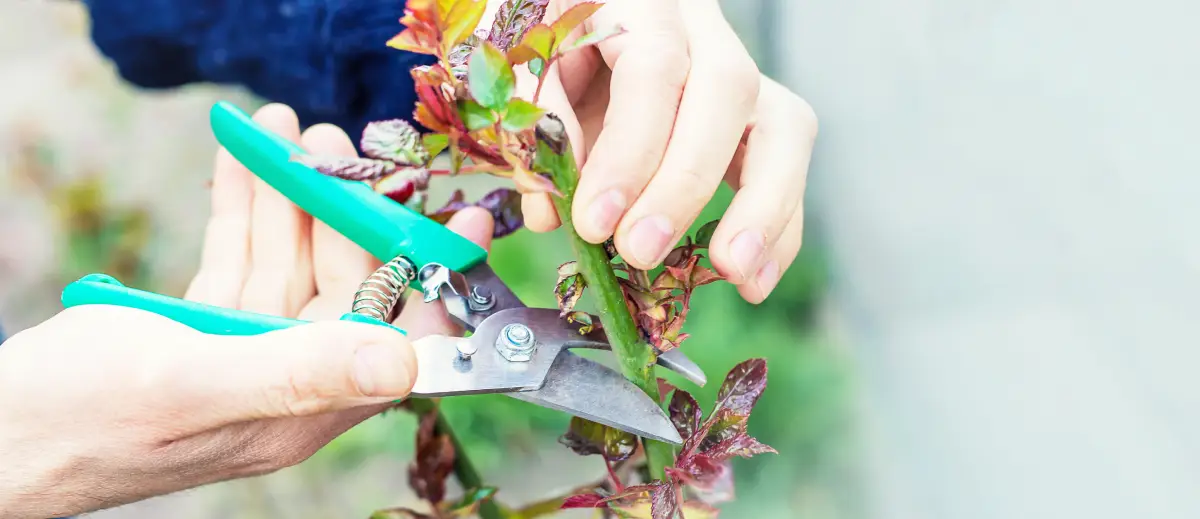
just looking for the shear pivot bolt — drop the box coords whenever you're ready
[469,285,495,311]
[496,323,536,362]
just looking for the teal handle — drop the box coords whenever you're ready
[61,274,404,336]
[208,101,488,275]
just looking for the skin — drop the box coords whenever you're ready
[516,0,819,303]
[0,105,497,519]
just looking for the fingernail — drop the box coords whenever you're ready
[628,215,674,266]
[755,260,780,297]
[729,230,766,279]
[588,190,627,236]
[353,342,413,397]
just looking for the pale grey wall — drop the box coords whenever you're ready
[775,1,1200,518]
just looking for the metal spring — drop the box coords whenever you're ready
[352,255,418,321]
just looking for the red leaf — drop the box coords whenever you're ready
[605,481,679,519]
[712,358,768,419]
[387,0,442,55]
[558,416,637,462]
[426,188,523,238]
[560,493,608,509]
[411,64,461,133]
[656,378,678,403]
[668,390,702,440]
[486,0,550,51]
[704,434,778,461]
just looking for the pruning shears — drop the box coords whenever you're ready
[59,101,706,445]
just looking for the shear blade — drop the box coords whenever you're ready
[507,351,684,445]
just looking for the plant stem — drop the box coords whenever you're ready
[407,399,505,519]
[533,114,676,479]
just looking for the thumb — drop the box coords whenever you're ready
[184,319,417,427]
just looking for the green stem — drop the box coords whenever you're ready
[408,399,506,519]
[534,115,676,479]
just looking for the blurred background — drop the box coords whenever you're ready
[6,1,1195,518]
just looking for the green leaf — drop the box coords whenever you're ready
[422,133,450,157]
[502,98,545,131]
[467,41,516,111]
[459,99,497,131]
[694,219,719,247]
[528,57,546,77]
[559,23,626,54]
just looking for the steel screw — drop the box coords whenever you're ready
[468,285,495,311]
[496,323,536,362]
[456,340,478,361]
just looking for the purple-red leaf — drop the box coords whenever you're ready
[705,434,778,461]
[427,188,523,238]
[294,155,398,182]
[487,0,550,51]
[560,493,608,509]
[559,416,637,462]
[605,481,678,519]
[361,119,429,166]
[668,390,703,440]
[467,41,515,111]
[712,358,768,418]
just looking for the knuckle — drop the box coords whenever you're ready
[262,373,323,418]
[790,98,820,140]
[626,39,690,93]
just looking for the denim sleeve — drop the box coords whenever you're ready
[78,0,436,150]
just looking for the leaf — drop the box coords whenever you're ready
[422,133,450,157]
[459,98,497,131]
[656,378,678,403]
[293,155,397,182]
[668,390,703,440]
[361,119,430,166]
[507,24,555,64]
[528,57,546,77]
[387,0,441,55]
[550,2,604,44]
[412,64,459,133]
[375,167,432,204]
[694,219,719,248]
[555,261,586,317]
[561,493,608,509]
[501,98,545,132]
[408,410,456,505]
[712,358,768,418]
[443,487,497,516]
[558,416,637,462]
[605,481,679,519]
[467,41,516,111]
[559,23,626,54]
[476,188,524,237]
[442,0,487,53]
[370,508,436,519]
[511,164,558,194]
[487,0,550,51]
[688,460,736,506]
[704,434,777,461]
[565,311,597,334]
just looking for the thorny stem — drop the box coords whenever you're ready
[407,399,505,519]
[533,114,676,479]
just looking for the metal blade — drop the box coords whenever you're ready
[656,349,707,387]
[506,351,684,445]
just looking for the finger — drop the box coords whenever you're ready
[609,1,759,270]
[736,205,805,304]
[297,123,380,320]
[180,320,417,426]
[392,207,494,338]
[238,104,316,317]
[570,0,689,245]
[709,77,815,288]
[184,147,255,306]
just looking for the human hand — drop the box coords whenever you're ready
[0,104,496,519]
[514,0,817,303]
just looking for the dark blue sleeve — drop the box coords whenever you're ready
[79,0,436,150]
